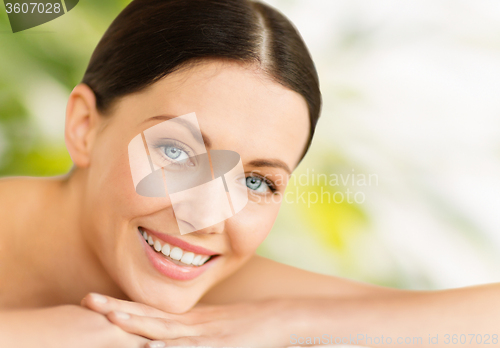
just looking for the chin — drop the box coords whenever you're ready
[125,276,208,314]
[111,239,215,314]
[105,223,231,313]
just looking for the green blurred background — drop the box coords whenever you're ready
[1,0,499,290]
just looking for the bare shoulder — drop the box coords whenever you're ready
[0,177,28,221]
[0,176,63,245]
[0,176,45,197]
[200,254,397,305]
[0,177,39,296]
[0,176,65,307]
[0,177,47,221]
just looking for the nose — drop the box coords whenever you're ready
[193,220,226,235]
[170,177,233,234]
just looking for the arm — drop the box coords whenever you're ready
[210,256,500,347]
[288,283,500,347]
[84,256,500,347]
[0,305,149,348]
[200,254,398,304]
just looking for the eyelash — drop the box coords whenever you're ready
[153,139,193,166]
[246,173,278,194]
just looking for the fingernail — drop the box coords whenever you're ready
[90,293,108,304]
[114,311,131,320]
[148,341,165,348]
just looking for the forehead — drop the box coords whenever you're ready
[114,60,310,170]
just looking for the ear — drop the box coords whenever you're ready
[65,83,102,168]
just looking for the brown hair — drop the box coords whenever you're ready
[81,0,321,160]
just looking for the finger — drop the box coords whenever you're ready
[124,332,152,347]
[144,337,207,348]
[106,310,197,340]
[81,293,170,319]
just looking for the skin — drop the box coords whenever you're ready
[1,59,498,348]
[1,59,312,311]
[64,58,309,315]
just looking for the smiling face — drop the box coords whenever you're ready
[78,60,309,313]
[129,112,250,235]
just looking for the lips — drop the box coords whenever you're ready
[138,227,219,281]
[143,227,219,256]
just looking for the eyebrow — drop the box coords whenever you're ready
[247,159,292,175]
[144,115,212,148]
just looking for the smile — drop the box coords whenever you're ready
[138,227,219,281]
[140,227,213,266]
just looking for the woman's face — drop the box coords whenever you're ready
[81,60,309,313]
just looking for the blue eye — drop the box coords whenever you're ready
[163,145,189,162]
[246,176,262,189]
[245,176,274,194]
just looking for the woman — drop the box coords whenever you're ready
[0,0,498,347]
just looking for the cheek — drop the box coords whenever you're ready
[226,200,281,256]
[87,143,173,223]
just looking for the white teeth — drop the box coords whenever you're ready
[199,256,210,265]
[180,252,195,265]
[169,247,183,261]
[140,229,214,266]
[161,243,170,257]
[192,255,202,266]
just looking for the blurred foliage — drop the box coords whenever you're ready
[292,152,368,251]
[0,0,130,176]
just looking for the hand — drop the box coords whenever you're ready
[81,293,296,347]
[0,304,150,348]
